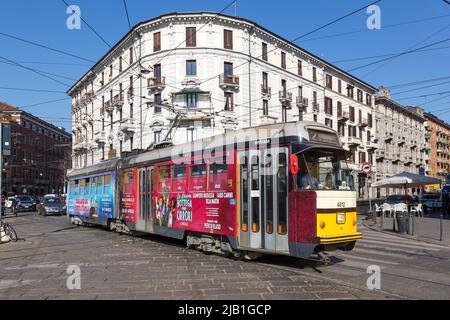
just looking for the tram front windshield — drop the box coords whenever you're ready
[296,149,354,191]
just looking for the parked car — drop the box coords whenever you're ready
[386,194,416,205]
[38,197,66,216]
[418,193,442,211]
[14,195,36,213]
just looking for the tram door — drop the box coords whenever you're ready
[138,167,153,233]
[238,148,289,253]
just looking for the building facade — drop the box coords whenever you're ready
[0,102,72,196]
[374,88,427,198]
[424,112,450,188]
[68,12,378,199]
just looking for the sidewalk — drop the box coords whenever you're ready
[362,213,450,247]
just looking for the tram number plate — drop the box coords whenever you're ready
[337,213,346,224]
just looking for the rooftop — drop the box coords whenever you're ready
[68,11,378,95]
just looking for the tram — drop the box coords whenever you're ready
[67,121,361,259]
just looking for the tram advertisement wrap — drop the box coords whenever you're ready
[153,189,236,236]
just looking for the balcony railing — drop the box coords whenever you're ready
[347,136,361,146]
[358,118,368,128]
[296,97,308,109]
[261,85,271,97]
[279,91,293,104]
[219,74,240,88]
[120,118,137,133]
[127,87,134,99]
[337,111,349,122]
[104,100,114,112]
[148,77,166,91]
[113,94,124,108]
[94,131,106,144]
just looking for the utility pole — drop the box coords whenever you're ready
[0,122,3,235]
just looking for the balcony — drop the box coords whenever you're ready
[94,131,106,144]
[104,100,114,113]
[296,97,308,110]
[366,140,378,151]
[120,118,137,133]
[261,85,271,97]
[85,91,95,102]
[404,157,413,165]
[409,141,417,149]
[358,118,368,128]
[147,77,166,92]
[385,132,393,142]
[112,94,124,109]
[219,74,240,89]
[376,149,385,160]
[279,91,293,106]
[337,111,349,122]
[347,136,361,148]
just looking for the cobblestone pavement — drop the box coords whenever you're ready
[0,212,394,300]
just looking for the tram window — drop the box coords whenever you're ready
[104,175,111,194]
[240,157,249,232]
[190,164,207,192]
[278,154,287,235]
[251,156,259,190]
[156,165,171,193]
[97,176,104,194]
[85,178,91,195]
[68,181,74,196]
[123,171,134,195]
[172,164,187,192]
[91,177,97,195]
[265,173,274,234]
[79,179,86,195]
[73,180,80,196]
[251,156,260,232]
[208,163,228,191]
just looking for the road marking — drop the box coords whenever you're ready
[337,253,400,265]
[358,238,440,251]
[361,234,448,249]
[352,247,416,259]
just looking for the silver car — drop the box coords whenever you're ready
[39,197,66,216]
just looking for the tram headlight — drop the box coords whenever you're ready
[319,221,326,229]
[353,219,357,226]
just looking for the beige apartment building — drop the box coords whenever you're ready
[374,87,427,198]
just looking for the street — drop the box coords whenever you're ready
[1,212,449,300]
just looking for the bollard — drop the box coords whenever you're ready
[411,212,415,236]
[440,213,443,242]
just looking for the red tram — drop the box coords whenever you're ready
[67,121,361,259]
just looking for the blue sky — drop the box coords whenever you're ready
[0,0,449,131]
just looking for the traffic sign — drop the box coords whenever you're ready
[361,162,372,175]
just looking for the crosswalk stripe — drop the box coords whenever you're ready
[352,247,415,260]
[355,242,436,256]
[334,259,387,270]
[336,253,400,265]
[357,238,440,251]
[360,234,447,249]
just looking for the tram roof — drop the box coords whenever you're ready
[124,121,341,166]
[67,121,343,178]
[67,159,118,178]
